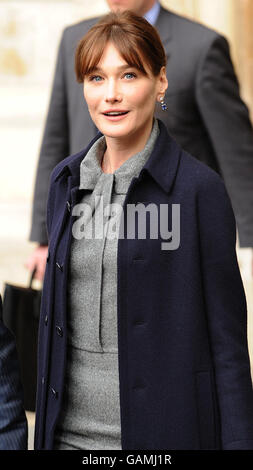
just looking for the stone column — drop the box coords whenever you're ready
[233,0,253,120]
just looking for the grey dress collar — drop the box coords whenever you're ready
[79,119,160,194]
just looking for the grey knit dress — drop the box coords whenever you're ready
[53,120,159,450]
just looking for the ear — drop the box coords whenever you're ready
[157,66,168,101]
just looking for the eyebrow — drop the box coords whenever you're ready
[89,64,137,73]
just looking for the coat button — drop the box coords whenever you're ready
[134,321,146,327]
[56,261,63,271]
[133,380,147,391]
[45,315,48,326]
[42,377,45,385]
[56,325,63,337]
[51,387,58,399]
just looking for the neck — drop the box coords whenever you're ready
[102,119,153,174]
[140,0,157,16]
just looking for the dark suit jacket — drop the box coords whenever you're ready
[34,120,253,450]
[30,5,253,247]
[0,296,28,449]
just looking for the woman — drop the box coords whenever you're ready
[34,11,253,450]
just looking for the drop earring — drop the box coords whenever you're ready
[159,96,167,111]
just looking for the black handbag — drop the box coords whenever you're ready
[2,269,41,412]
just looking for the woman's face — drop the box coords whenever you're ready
[83,42,167,143]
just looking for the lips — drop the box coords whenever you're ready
[102,110,129,116]
[101,109,130,122]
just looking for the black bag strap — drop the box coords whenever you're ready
[29,268,37,288]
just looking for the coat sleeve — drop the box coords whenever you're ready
[196,34,253,248]
[0,297,28,450]
[197,172,253,449]
[29,30,69,245]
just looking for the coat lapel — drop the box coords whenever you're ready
[155,6,173,59]
[138,120,181,194]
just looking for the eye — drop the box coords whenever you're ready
[124,72,137,80]
[89,75,103,82]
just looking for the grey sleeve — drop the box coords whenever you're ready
[196,34,253,247]
[29,30,69,244]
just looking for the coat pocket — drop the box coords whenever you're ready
[195,370,217,449]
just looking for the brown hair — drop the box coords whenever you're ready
[75,10,167,83]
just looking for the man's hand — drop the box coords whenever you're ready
[25,245,48,282]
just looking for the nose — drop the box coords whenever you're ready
[105,78,122,103]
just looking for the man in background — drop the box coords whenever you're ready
[26,0,253,279]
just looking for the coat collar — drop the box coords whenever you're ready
[53,119,182,195]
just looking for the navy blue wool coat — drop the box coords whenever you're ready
[34,120,253,450]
